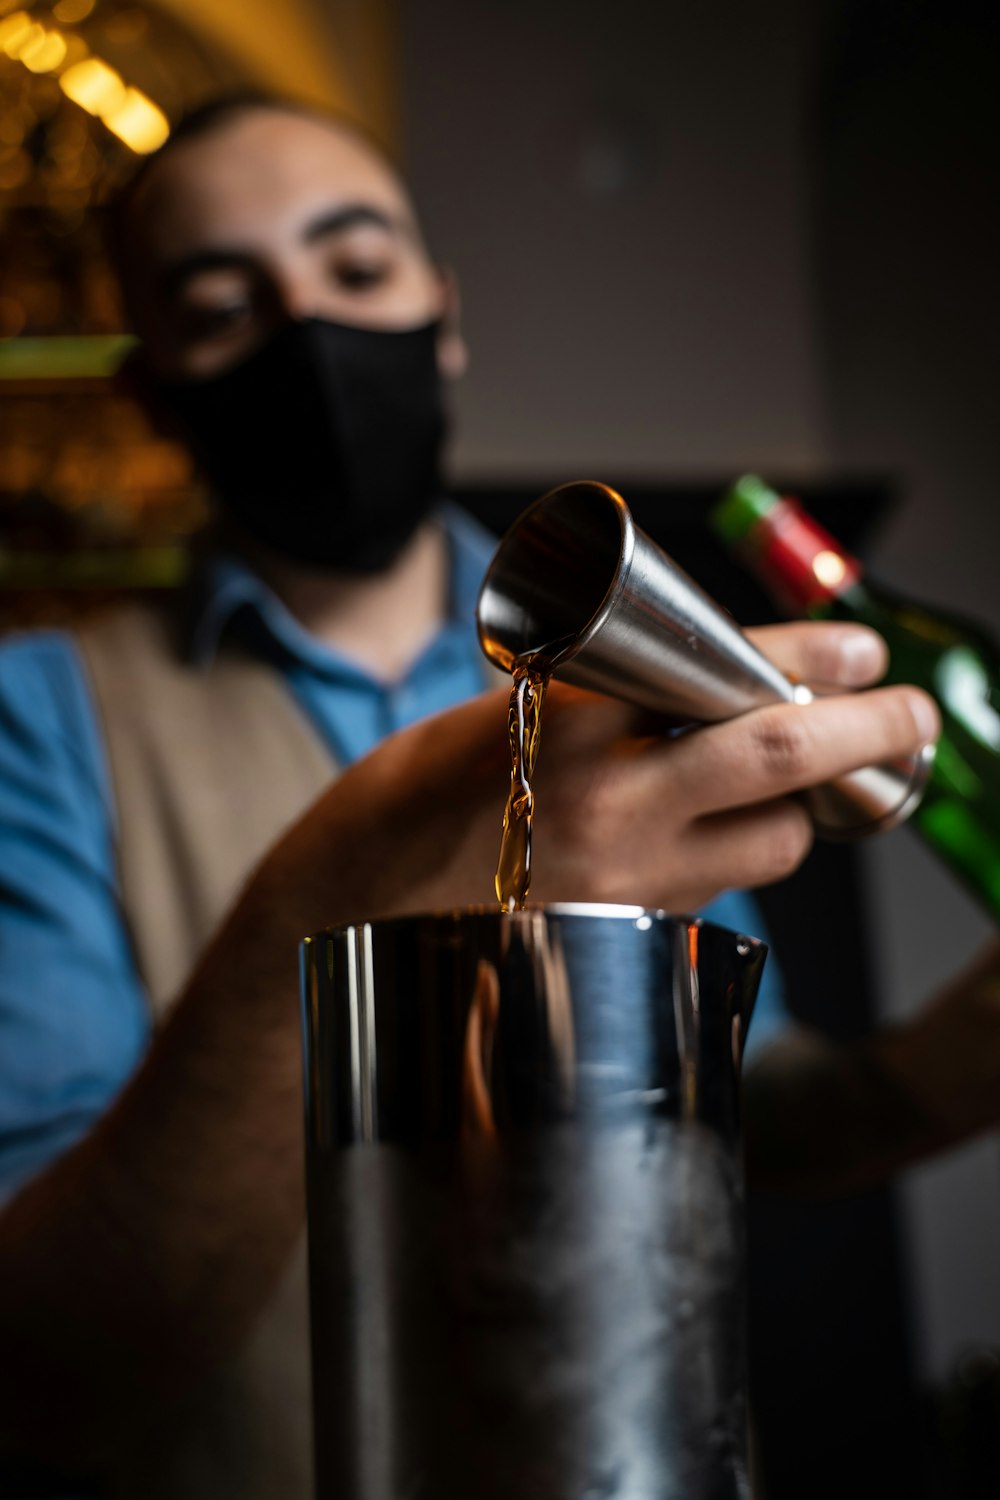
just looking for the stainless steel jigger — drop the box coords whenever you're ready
[475,479,934,837]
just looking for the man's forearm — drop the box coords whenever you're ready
[0,838,341,1467]
[742,1002,997,1199]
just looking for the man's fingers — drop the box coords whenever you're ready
[745,620,889,689]
[663,799,816,909]
[665,684,939,817]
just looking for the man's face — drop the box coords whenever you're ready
[122,108,454,381]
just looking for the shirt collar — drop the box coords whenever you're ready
[186,502,499,684]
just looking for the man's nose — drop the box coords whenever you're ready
[273,272,327,323]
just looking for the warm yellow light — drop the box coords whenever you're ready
[58,31,87,67]
[0,148,30,189]
[813,549,848,588]
[19,27,68,71]
[59,53,170,155]
[0,11,33,54]
[53,0,95,21]
[60,57,125,116]
[101,87,169,154]
[11,19,44,56]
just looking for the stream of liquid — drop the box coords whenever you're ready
[495,660,550,912]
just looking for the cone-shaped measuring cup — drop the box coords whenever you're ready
[476,479,932,837]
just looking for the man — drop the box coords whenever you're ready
[0,96,984,1495]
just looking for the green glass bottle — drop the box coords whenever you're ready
[712,474,1000,920]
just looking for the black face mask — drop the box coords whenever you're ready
[153,316,447,572]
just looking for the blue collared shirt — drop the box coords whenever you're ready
[0,505,786,1202]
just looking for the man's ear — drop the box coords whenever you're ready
[434,265,468,380]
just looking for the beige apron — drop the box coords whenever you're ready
[77,601,350,1499]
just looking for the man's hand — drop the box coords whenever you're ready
[269,618,936,923]
[879,939,1000,1148]
[744,940,1000,1198]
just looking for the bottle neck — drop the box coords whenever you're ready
[737,496,864,615]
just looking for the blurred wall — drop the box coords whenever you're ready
[397,0,1000,1382]
[399,0,830,480]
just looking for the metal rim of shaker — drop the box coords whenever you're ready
[302,904,767,951]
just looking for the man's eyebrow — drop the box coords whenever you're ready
[302,203,409,243]
[159,204,411,299]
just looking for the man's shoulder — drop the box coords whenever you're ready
[0,626,88,719]
[0,625,108,793]
[75,595,183,650]
[0,597,184,760]
[440,501,499,566]
[1,598,177,692]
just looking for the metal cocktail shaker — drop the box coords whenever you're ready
[301,905,765,1500]
[476,480,933,837]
